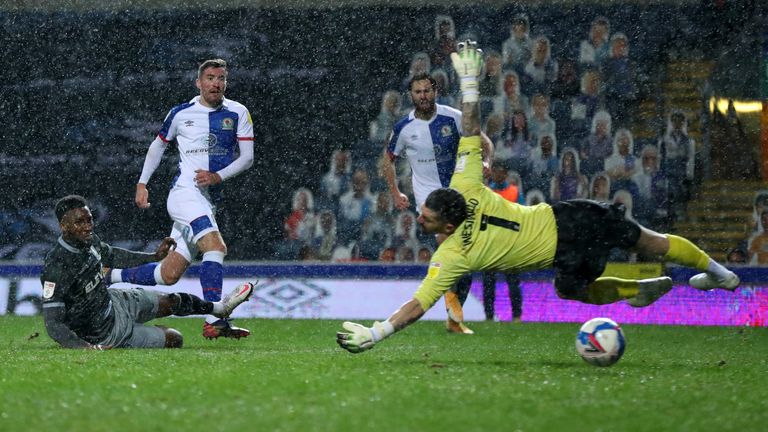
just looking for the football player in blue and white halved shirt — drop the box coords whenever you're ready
[111,59,255,339]
[381,72,493,334]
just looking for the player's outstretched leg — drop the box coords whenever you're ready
[634,228,739,291]
[663,234,739,290]
[203,281,256,340]
[109,263,165,286]
[584,276,672,307]
[160,281,255,319]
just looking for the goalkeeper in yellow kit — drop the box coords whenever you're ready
[336,41,740,354]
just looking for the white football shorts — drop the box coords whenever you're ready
[166,186,219,261]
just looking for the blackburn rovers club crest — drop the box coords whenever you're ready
[440,125,452,137]
[222,118,234,130]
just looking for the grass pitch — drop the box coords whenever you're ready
[1,316,767,432]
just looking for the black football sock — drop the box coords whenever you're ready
[169,293,213,316]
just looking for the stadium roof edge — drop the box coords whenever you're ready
[1,0,701,12]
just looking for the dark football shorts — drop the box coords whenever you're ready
[551,199,641,299]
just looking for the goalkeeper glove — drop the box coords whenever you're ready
[450,40,484,103]
[336,321,394,354]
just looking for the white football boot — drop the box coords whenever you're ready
[217,281,256,317]
[626,276,673,307]
[688,271,740,291]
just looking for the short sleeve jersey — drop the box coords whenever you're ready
[158,96,254,191]
[413,136,559,310]
[386,104,462,209]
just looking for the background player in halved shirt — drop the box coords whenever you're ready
[110,59,255,339]
[381,72,493,334]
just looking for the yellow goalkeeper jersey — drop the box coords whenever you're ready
[413,136,558,311]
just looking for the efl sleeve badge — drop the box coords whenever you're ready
[43,281,56,299]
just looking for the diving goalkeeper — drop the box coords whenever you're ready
[336,41,740,354]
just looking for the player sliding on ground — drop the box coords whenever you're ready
[336,41,740,354]
[41,195,256,349]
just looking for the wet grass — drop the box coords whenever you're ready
[1,316,767,432]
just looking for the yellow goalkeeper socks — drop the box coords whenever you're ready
[664,234,710,271]
[586,277,639,305]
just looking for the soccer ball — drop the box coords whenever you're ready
[575,317,626,367]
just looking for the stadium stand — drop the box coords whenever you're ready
[0,3,759,262]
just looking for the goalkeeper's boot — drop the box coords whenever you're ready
[626,277,673,308]
[203,319,251,339]
[215,281,256,318]
[688,271,740,291]
[445,291,474,334]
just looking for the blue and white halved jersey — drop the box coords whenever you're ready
[157,96,254,190]
[386,104,463,209]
